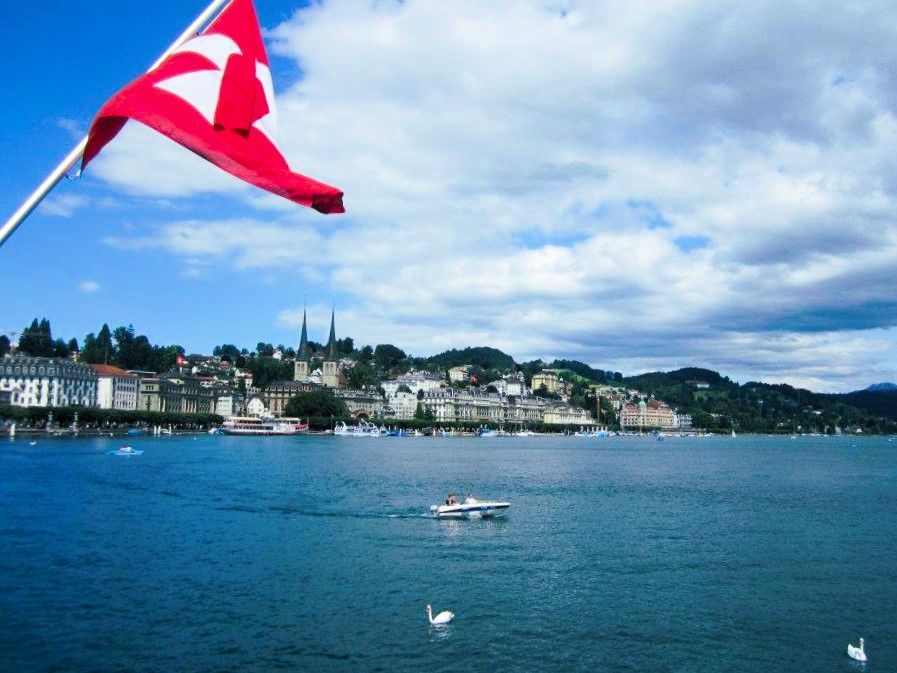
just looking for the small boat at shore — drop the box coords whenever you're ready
[431,495,510,519]
[333,420,381,437]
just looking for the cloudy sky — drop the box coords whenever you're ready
[2,0,897,392]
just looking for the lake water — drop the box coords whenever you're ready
[1,433,894,672]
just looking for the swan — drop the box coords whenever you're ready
[847,637,867,662]
[426,604,454,625]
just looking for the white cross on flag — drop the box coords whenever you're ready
[81,0,344,214]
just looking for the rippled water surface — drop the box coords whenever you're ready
[1,434,895,672]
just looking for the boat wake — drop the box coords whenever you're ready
[262,505,434,520]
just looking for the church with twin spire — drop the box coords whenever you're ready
[293,307,344,389]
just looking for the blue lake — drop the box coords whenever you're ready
[1,433,894,672]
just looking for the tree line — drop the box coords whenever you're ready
[9,318,184,373]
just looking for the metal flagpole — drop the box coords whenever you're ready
[0,0,233,248]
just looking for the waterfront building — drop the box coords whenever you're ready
[676,413,693,429]
[89,364,138,410]
[531,370,561,394]
[334,387,385,419]
[421,387,505,423]
[215,394,239,417]
[262,380,318,416]
[247,397,267,416]
[137,372,216,414]
[382,391,418,420]
[0,355,97,408]
[543,404,596,426]
[506,394,548,423]
[619,399,679,429]
[419,386,594,426]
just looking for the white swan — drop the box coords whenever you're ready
[426,604,454,625]
[847,637,867,662]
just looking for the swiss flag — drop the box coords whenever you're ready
[82,0,344,214]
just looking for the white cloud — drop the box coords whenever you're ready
[56,117,85,140]
[94,0,897,390]
[79,280,101,293]
[39,194,90,218]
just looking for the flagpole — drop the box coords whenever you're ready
[0,0,233,248]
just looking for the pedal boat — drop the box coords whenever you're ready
[431,496,510,519]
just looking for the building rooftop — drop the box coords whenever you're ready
[89,364,138,378]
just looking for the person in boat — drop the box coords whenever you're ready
[445,493,457,506]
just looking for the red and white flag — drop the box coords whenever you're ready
[81,0,344,214]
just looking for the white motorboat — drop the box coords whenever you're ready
[111,445,143,456]
[431,495,510,519]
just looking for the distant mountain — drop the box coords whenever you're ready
[839,387,897,420]
[863,382,897,392]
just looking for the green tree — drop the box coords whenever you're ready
[248,356,292,389]
[81,324,115,364]
[336,337,354,356]
[347,362,379,389]
[374,344,407,371]
[0,335,9,357]
[285,389,348,418]
[149,345,184,373]
[18,318,54,357]
[214,344,242,360]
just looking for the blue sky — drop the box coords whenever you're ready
[3,0,897,392]
[1,1,332,350]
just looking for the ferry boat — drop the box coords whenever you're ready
[221,416,309,436]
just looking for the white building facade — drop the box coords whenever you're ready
[381,370,445,397]
[0,355,98,408]
[89,364,138,410]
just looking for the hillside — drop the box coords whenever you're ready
[426,347,516,371]
[837,389,897,420]
[620,368,897,433]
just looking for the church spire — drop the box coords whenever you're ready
[326,306,337,359]
[298,302,309,359]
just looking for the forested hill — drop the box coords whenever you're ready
[426,347,516,371]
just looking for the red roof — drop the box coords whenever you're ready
[88,364,138,378]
